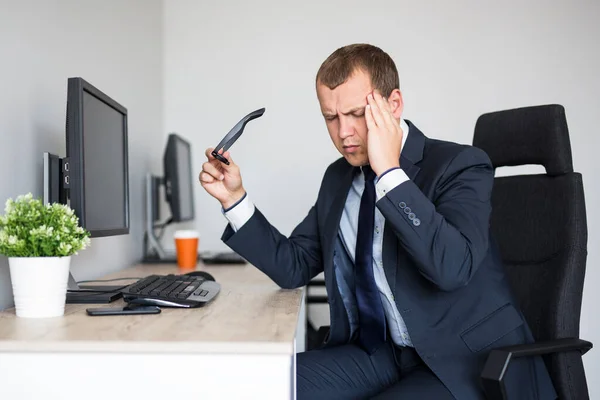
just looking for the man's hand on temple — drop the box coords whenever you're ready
[365,91,403,176]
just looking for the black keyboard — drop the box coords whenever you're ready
[121,274,220,308]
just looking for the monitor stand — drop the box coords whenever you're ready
[143,173,186,264]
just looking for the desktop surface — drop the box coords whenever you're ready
[0,262,304,355]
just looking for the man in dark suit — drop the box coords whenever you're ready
[199,44,556,399]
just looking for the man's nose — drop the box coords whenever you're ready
[338,117,354,139]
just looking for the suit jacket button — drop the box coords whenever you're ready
[404,207,411,214]
[399,202,406,208]
[413,218,421,226]
[408,212,416,220]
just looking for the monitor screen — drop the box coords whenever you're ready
[82,91,127,231]
[66,77,129,237]
[174,137,193,221]
[164,134,194,222]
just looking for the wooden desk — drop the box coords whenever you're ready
[0,263,306,400]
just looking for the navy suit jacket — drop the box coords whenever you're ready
[222,121,556,399]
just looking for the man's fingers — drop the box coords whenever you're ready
[367,93,385,127]
[379,93,393,113]
[198,171,216,184]
[373,92,395,128]
[202,161,224,181]
[205,147,218,160]
[221,151,234,167]
[218,151,240,175]
[206,146,237,169]
[365,104,375,130]
[375,93,393,117]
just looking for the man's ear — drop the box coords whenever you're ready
[387,89,404,120]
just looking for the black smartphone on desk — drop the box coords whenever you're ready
[86,305,161,316]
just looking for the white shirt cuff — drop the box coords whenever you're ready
[376,168,410,201]
[223,195,255,232]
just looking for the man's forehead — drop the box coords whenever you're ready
[318,85,371,114]
[320,95,369,115]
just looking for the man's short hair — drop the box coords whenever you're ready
[316,43,400,97]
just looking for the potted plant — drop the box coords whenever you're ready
[0,193,90,318]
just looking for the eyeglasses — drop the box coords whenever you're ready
[212,108,266,165]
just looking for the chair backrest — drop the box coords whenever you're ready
[473,104,589,399]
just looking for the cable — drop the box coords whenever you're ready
[153,216,173,230]
[143,215,173,258]
[154,217,173,240]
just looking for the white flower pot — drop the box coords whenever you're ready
[8,256,71,318]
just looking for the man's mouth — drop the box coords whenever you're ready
[343,145,359,153]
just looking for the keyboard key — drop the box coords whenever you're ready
[168,282,189,298]
[163,281,181,295]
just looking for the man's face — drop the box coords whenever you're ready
[316,69,374,167]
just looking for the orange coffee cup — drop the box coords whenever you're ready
[174,230,199,270]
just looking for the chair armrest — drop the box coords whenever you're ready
[481,338,593,400]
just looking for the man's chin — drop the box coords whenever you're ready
[343,154,367,167]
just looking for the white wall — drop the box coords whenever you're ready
[0,0,164,309]
[164,0,600,395]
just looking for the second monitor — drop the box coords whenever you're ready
[143,134,246,264]
[164,134,194,223]
[144,133,193,262]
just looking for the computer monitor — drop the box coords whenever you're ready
[66,77,130,236]
[142,133,195,262]
[43,77,130,303]
[164,134,194,223]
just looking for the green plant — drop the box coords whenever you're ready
[0,193,91,257]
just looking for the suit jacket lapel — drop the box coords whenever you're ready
[399,120,425,181]
[382,120,426,293]
[323,164,355,270]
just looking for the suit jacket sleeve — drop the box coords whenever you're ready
[376,146,494,291]
[221,203,324,289]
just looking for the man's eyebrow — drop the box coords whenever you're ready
[342,106,366,115]
[322,105,366,117]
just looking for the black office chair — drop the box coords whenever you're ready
[473,104,593,399]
